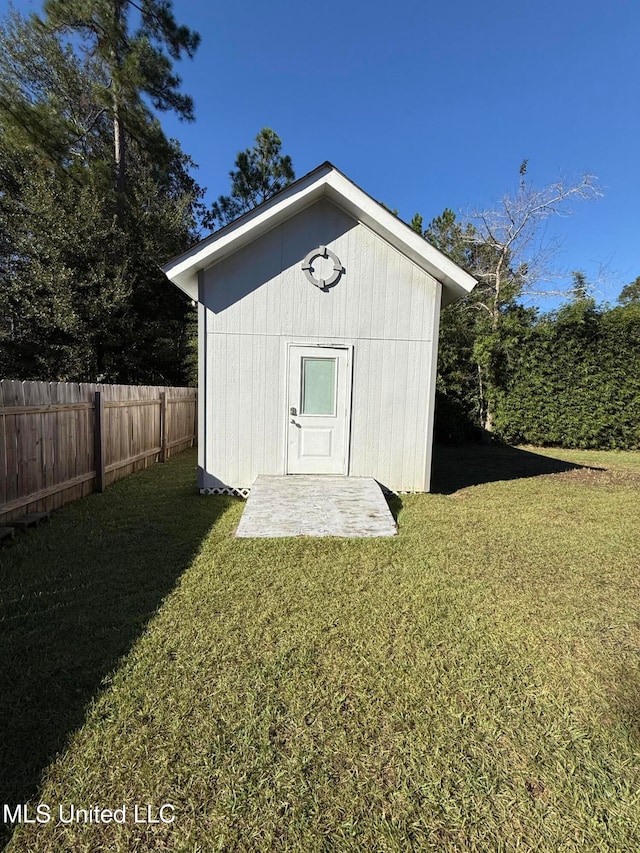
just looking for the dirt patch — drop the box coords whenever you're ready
[551,467,640,487]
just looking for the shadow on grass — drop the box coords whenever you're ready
[431,442,598,494]
[384,491,404,522]
[0,451,228,846]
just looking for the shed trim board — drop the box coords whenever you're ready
[423,281,442,492]
[197,286,206,491]
[164,162,477,495]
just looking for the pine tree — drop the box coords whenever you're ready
[0,7,204,383]
[205,128,295,229]
[40,0,200,205]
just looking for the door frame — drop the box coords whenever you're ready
[284,342,353,475]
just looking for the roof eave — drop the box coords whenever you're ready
[163,164,477,304]
[162,164,334,300]
[321,172,476,303]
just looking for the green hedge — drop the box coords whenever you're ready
[493,303,640,449]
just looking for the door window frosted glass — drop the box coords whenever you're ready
[301,358,336,415]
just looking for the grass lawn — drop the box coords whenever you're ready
[2,445,640,851]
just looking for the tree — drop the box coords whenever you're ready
[417,165,602,433]
[0,149,129,379]
[570,270,591,302]
[463,165,601,331]
[422,208,487,436]
[0,128,202,382]
[40,0,200,205]
[205,128,295,229]
[618,276,640,306]
[0,7,107,168]
[0,7,204,383]
[464,168,601,430]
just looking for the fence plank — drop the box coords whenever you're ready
[94,391,105,493]
[0,472,96,515]
[160,391,167,462]
[105,447,163,474]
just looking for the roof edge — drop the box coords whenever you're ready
[163,162,477,304]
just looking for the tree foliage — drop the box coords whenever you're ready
[417,166,603,435]
[466,167,601,325]
[424,199,640,450]
[205,128,295,229]
[618,276,640,306]
[0,5,203,384]
[40,0,200,199]
[0,8,101,166]
[492,300,640,450]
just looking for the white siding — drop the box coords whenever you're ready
[200,198,440,492]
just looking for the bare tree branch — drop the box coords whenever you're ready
[461,172,602,324]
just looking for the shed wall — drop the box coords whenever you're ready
[199,199,440,492]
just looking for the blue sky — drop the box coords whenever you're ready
[4,0,639,305]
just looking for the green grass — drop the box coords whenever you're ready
[2,446,640,852]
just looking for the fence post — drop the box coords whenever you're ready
[160,391,167,462]
[94,391,105,493]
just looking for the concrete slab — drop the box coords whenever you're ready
[235,475,397,538]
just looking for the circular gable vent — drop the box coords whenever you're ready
[301,246,344,290]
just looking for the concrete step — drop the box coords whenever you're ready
[236,475,397,538]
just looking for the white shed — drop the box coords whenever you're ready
[162,163,476,495]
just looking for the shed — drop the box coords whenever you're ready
[162,162,476,495]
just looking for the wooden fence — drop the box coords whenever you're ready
[0,381,197,525]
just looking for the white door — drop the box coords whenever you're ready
[287,345,351,475]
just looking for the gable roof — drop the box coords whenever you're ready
[162,162,477,306]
